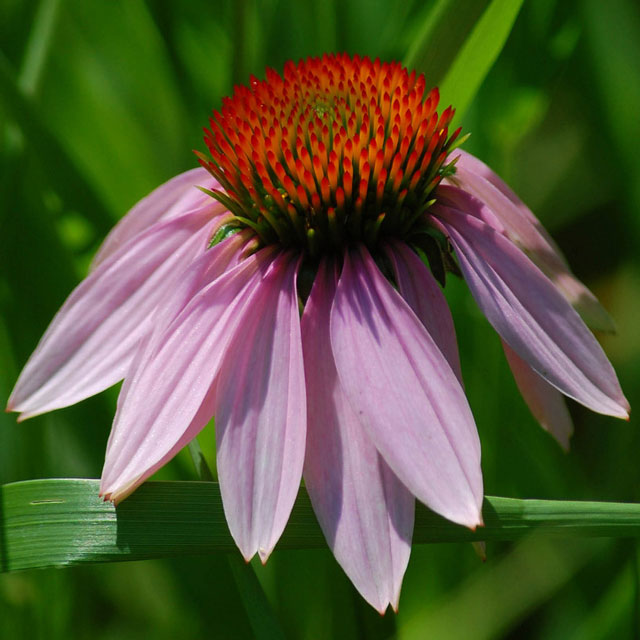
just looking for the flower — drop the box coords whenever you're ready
[7,53,628,613]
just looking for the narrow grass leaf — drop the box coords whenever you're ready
[3,479,640,572]
[404,0,489,86]
[438,0,525,119]
[17,0,61,96]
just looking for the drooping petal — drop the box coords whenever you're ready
[103,230,252,459]
[92,167,224,268]
[302,259,413,613]
[450,149,545,224]
[100,246,277,502]
[215,252,307,562]
[431,206,629,419]
[122,229,254,357]
[437,183,506,232]
[502,340,573,450]
[330,245,483,528]
[445,151,615,332]
[385,240,463,383]
[8,209,216,420]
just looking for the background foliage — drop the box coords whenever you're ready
[1,0,640,637]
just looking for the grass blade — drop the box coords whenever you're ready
[404,0,489,86]
[438,0,525,118]
[3,479,640,573]
[17,0,61,96]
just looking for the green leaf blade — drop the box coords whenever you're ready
[438,0,525,118]
[404,0,490,86]
[4,479,640,573]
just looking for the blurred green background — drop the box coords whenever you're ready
[1,0,640,638]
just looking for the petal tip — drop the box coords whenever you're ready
[611,399,630,421]
[231,536,258,564]
[258,546,273,565]
[467,510,485,532]
[101,478,139,505]
[239,546,256,563]
[6,397,46,421]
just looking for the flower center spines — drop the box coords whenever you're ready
[200,53,463,255]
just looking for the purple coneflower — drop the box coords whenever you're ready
[7,54,628,612]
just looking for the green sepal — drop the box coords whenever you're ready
[208,223,243,248]
[202,187,249,219]
[446,132,472,155]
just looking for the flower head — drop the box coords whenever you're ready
[201,54,459,257]
[7,53,628,613]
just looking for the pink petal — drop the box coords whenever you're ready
[431,206,629,419]
[215,252,307,562]
[8,209,216,420]
[104,230,252,458]
[100,246,277,501]
[302,259,413,613]
[446,151,615,332]
[450,149,541,223]
[385,240,463,383]
[92,167,225,269]
[125,229,254,354]
[502,340,573,450]
[330,245,483,528]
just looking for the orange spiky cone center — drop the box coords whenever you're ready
[200,53,462,255]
